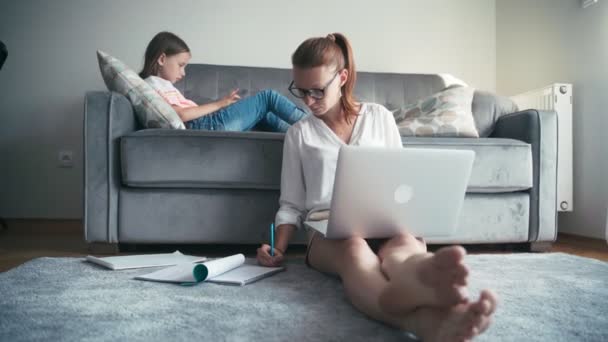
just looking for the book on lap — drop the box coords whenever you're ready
[134,254,284,286]
[85,251,207,270]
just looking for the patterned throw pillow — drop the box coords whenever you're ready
[394,86,478,137]
[96,50,185,129]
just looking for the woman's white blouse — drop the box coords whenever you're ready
[275,102,403,229]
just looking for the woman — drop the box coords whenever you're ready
[257,33,497,341]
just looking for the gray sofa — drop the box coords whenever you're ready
[84,64,558,251]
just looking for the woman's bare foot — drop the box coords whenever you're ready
[418,246,469,303]
[379,246,469,314]
[429,290,498,342]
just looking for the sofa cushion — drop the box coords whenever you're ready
[97,50,185,130]
[175,64,519,138]
[121,130,284,189]
[121,130,532,194]
[394,86,479,137]
[175,65,450,114]
[403,137,532,193]
[472,90,519,137]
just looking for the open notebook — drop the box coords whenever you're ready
[134,254,284,286]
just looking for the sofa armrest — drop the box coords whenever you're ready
[490,109,558,242]
[84,91,137,243]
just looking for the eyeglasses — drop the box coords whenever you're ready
[288,71,339,100]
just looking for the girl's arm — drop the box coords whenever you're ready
[174,89,241,122]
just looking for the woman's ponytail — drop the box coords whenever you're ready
[331,33,357,121]
[292,32,359,122]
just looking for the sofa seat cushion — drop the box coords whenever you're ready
[402,137,532,193]
[121,129,285,189]
[121,131,532,193]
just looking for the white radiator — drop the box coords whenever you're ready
[511,84,573,212]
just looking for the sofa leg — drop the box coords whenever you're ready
[88,242,120,255]
[528,241,553,253]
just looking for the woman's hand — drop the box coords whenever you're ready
[257,244,285,267]
[220,89,241,107]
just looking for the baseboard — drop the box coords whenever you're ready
[0,219,82,234]
[87,242,120,255]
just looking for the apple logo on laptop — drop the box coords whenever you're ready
[394,184,414,204]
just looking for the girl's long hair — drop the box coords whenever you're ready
[139,31,190,79]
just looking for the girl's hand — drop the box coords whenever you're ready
[257,244,285,267]
[221,89,241,107]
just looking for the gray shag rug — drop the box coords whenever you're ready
[1,253,607,341]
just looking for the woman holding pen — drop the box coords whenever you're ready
[256,33,497,341]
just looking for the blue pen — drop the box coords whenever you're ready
[270,222,275,256]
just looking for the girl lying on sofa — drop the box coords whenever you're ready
[139,31,307,132]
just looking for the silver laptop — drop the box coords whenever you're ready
[304,146,475,239]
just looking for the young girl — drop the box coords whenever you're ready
[256,33,498,341]
[139,31,307,132]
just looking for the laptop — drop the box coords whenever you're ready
[304,146,475,239]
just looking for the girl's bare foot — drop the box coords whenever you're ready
[379,246,469,314]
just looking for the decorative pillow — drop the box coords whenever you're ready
[96,50,185,129]
[394,86,478,137]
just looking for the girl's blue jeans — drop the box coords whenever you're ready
[185,90,307,132]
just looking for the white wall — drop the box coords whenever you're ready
[497,0,608,239]
[0,0,496,219]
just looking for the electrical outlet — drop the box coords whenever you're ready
[58,150,74,168]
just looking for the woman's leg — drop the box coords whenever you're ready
[213,89,307,131]
[307,232,497,340]
[377,235,470,314]
[308,233,465,322]
[306,233,406,327]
